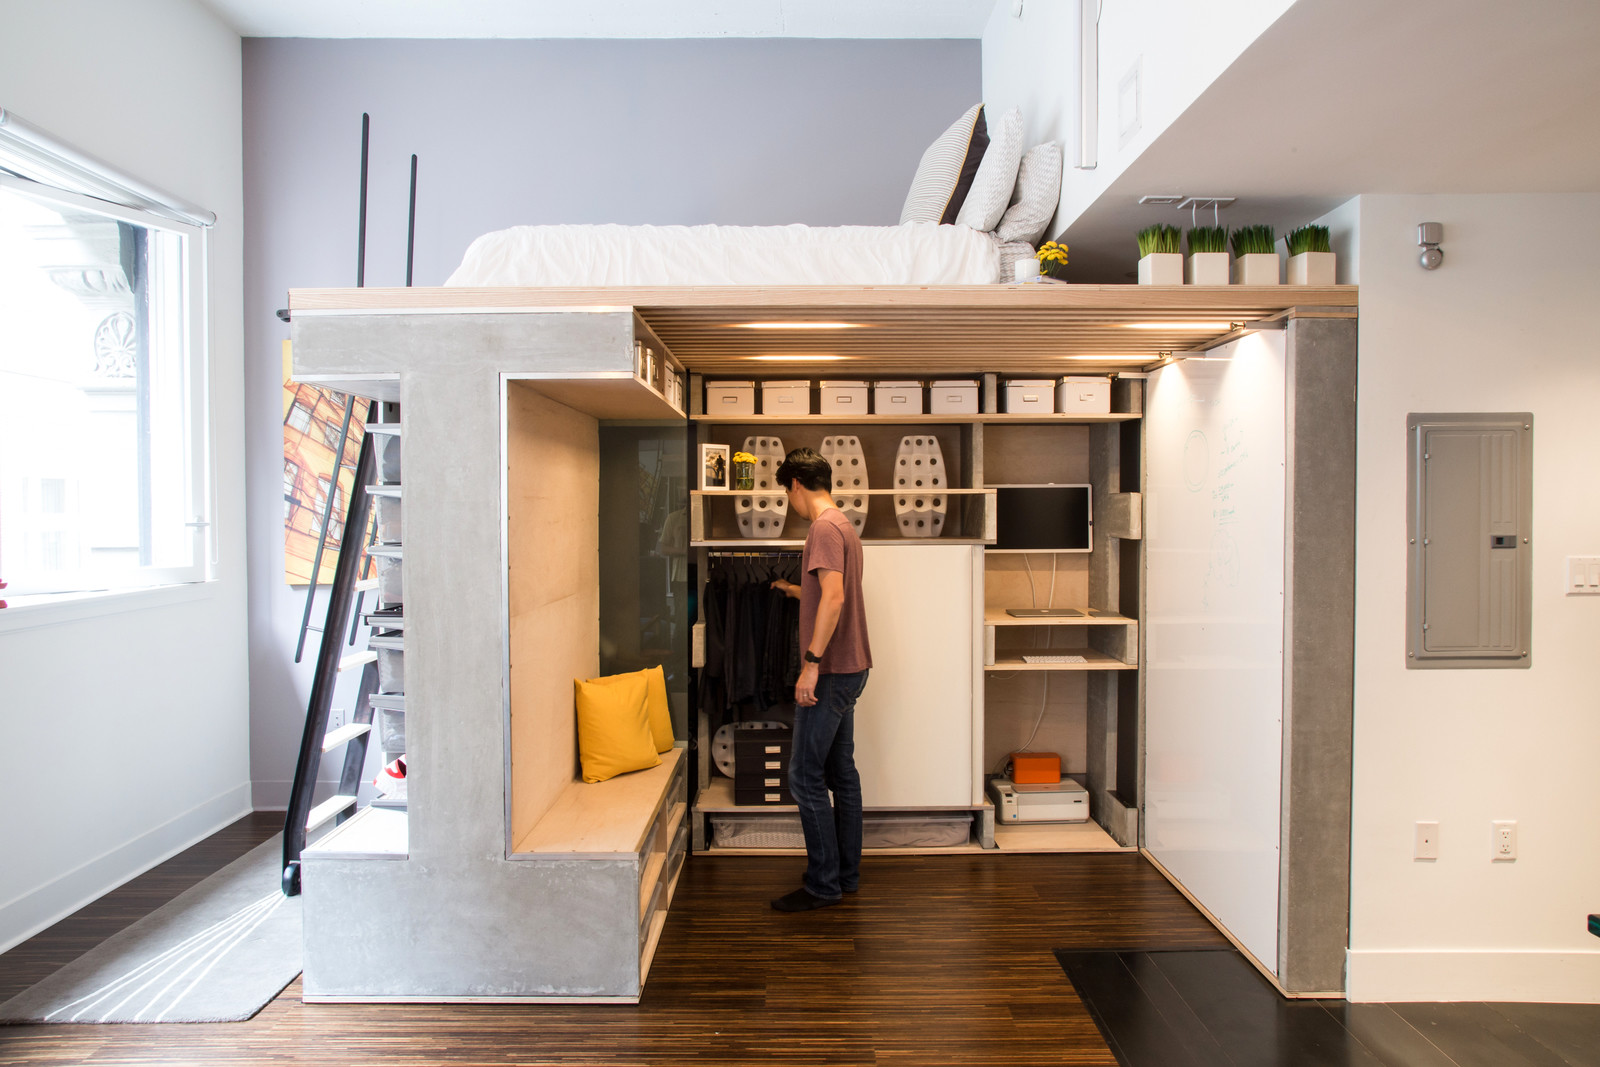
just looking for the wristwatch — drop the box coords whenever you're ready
[804,649,823,664]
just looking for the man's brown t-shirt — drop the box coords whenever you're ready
[799,508,872,675]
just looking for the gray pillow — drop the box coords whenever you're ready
[899,104,989,226]
[995,141,1063,246]
[956,107,1024,232]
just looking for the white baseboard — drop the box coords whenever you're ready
[1347,949,1600,1003]
[0,783,252,955]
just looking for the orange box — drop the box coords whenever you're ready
[1011,751,1061,785]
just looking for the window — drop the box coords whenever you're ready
[0,175,209,595]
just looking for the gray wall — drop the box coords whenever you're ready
[243,37,981,804]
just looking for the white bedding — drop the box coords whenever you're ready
[444,222,1001,287]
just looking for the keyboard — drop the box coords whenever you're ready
[1021,654,1087,664]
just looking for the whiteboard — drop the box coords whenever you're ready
[853,544,979,808]
[1145,331,1286,972]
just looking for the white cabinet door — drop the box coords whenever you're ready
[851,544,980,808]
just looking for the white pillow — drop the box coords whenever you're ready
[899,104,989,226]
[995,141,1063,247]
[955,107,1024,233]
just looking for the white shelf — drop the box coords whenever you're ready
[304,805,409,858]
[991,820,1133,853]
[692,487,990,497]
[693,413,1139,425]
[984,609,1135,627]
[986,649,1136,671]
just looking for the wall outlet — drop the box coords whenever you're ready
[1492,820,1517,860]
[1414,821,1439,860]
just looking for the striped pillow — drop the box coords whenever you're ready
[995,141,1063,247]
[955,107,1024,232]
[899,104,989,226]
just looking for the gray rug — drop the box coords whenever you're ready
[0,835,301,1024]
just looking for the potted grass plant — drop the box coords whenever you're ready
[1185,226,1229,285]
[1286,224,1336,285]
[1137,224,1183,285]
[1231,224,1279,285]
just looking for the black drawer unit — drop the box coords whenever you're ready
[733,724,792,805]
[734,726,792,767]
[734,780,795,805]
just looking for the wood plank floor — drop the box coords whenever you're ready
[0,812,1226,1066]
[1060,949,1600,1067]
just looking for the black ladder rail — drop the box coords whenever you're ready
[283,423,379,896]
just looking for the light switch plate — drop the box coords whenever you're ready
[1566,556,1600,595]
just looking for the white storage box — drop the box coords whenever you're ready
[706,380,754,416]
[1003,379,1056,414]
[761,379,812,416]
[873,380,923,415]
[929,379,979,414]
[819,380,867,416]
[1055,376,1111,414]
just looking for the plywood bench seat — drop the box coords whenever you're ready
[514,747,685,857]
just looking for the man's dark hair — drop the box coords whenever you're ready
[775,447,832,492]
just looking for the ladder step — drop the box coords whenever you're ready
[321,722,372,752]
[354,578,379,592]
[305,794,358,832]
[365,422,402,436]
[339,650,378,671]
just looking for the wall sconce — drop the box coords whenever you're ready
[1418,223,1443,270]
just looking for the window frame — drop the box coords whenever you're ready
[0,172,212,598]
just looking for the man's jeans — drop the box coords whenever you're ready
[789,669,868,900]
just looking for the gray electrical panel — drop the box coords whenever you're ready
[1406,413,1532,668]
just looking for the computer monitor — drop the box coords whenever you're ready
[993,484,1092,552]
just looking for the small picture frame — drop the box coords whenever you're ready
[700,444,730,490]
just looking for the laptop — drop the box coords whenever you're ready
[1005,607,1085,618]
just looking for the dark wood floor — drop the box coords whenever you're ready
[11,815,1594,1067]
[1060,948,1600,1067]
[0,812,1224,1065]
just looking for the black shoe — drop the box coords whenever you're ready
[770,888,840,912]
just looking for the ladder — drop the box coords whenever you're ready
[282,405,384,897]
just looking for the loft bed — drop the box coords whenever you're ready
[286,280,1356,1003]
[284,106,1359,1007]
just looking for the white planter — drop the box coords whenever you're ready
[1186,252,1230,285]
[1137,252,1184,285]
[1234,252,1280,285]
[1287,250,1336,285]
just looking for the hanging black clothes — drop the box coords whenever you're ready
[698,555,801,729]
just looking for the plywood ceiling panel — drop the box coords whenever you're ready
[289,284,1356,377]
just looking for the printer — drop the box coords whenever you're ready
[987,776,1088,823]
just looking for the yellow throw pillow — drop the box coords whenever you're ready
[574,673,660,784]
[587,665,675,753]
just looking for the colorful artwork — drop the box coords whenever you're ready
[282,340,368,586]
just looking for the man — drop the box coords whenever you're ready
[769,447,871,912]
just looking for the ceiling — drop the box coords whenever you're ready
[1060,0,1600,281]
[198,0,997,39]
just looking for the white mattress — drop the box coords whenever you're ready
[445,222,1001,287]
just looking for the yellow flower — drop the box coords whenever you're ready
[732,451,757,464]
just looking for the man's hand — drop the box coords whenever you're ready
[795,661,820,706]
[771,578,799,599]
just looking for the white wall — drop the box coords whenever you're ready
[982,0,1297,238]
[0,0,249,952]
[1348,193,1600,1002]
